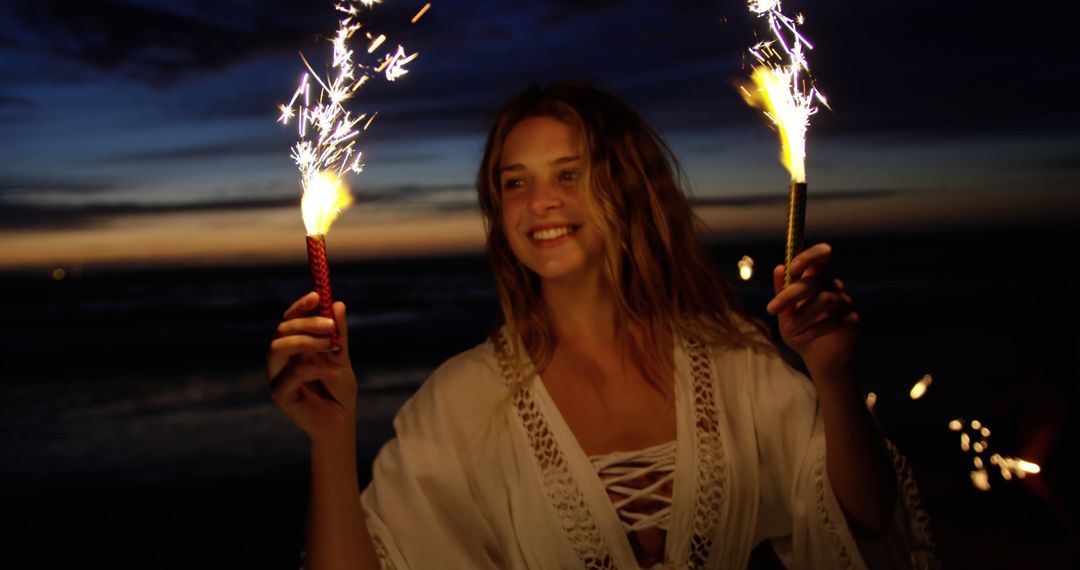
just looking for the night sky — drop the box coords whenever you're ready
[1,0,1077,267]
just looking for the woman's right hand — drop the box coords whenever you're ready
[267,292,357,448]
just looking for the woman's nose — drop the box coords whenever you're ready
[527,181,562,213]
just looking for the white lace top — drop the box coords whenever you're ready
[357,329,938,570]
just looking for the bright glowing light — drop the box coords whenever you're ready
[971,420,982,430]
[909,374,932,400]
[865,392,877,410]
[949,419,964,431]
[1018,460,1041,474]
[738,255,754,281]
[960,433,971,452]
[302,171,353,235]
[381,45,419,81]
[748,0,780,14]
[741,67,808,182]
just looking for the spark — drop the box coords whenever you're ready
[380,45,418,81]
[739,1,827,184]
[970,469,991,491]
[865,392,877,411]
[412,3,431,23]
[363,111,379,130]
[368,34,387,54]
[909,374,933,400]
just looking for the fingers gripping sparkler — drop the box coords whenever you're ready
[739,1,829,286]
[277,0,427,350]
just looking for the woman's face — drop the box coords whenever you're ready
[498,116,605,284]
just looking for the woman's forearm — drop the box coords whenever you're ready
[306,439,381,570]
[812,367,896,535]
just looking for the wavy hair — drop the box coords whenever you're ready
[477,82,773,391]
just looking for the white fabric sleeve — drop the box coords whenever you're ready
[750,350,938,570]
[359,354,504,570]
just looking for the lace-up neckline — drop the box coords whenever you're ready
[588,439,677,533]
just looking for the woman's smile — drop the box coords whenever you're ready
[527,224,581,246]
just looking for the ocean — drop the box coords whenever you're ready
[1,225,1076,568]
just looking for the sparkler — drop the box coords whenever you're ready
[277,0,426,350]
[738,1,829,285]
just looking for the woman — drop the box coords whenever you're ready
[267,83,934,569]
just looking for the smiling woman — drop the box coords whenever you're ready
[267,82,937,570]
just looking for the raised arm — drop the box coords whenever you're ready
[766,244,896,535]
[268,292,380,569]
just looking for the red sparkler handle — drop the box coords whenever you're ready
[306,234,340,352]
[784,181,807,286]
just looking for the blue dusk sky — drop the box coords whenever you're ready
[0,0,1077,267]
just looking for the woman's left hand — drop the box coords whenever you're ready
[766,243,859,382]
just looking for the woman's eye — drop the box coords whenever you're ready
[558,170,580,183]
[501,178,523,191]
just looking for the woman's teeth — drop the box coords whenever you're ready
[531,226,575,241]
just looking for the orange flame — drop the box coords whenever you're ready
[301,171,353,235]
[740,66,807,183]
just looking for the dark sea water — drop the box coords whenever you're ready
[2,226,1077,568]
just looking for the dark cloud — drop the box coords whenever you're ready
[107,140,284,164]
[362,182,475,200]
[1013,153,1080,173]
[1,0,321,85]
[0,178,117,197]
[0,195,295,231]
[0,94,32,110]
[688,187,947,208]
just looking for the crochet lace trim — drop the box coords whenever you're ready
[370,532,397,570]
[812,440,940,570]
[684,335,726,568]
[887,440,940,569]
[811,451,857,570]
[494,330,617,569]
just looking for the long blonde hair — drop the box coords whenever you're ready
[477,82,773,390]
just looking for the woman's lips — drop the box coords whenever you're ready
[528,224,579,247]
